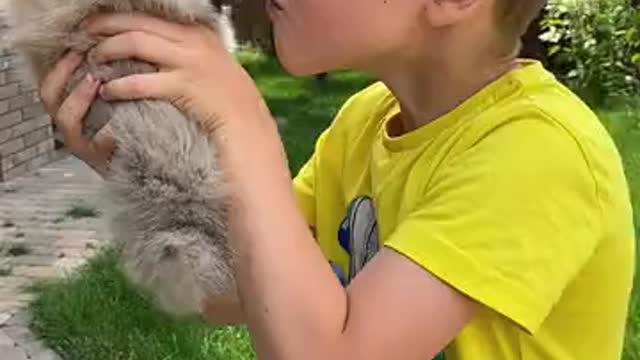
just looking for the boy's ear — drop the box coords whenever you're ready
[423,0,481,27]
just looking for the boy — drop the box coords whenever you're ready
[39,0,635,359]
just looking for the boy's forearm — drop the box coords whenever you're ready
[234,196,348,358]
[218,122,350,359]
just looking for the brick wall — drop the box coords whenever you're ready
[0,17,59,181]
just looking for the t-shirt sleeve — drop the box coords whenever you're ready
[383,118,602,334]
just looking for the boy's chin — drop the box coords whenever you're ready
[274,49,336,77]
[278,57,326,77]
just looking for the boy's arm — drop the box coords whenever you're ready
[200,178,317,326]
[201,221,317,327]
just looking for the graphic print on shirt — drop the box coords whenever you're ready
[332,196,446,360]
[336,196,380,284]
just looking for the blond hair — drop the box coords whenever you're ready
[494,0,547,57]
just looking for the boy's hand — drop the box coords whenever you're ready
[83,12,274,143]
[40,51,115,176]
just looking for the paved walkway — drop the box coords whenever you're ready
[0,154,107,360]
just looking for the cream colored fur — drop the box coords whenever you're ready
[3,0,240,316]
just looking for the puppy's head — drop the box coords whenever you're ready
[122,229,236,316]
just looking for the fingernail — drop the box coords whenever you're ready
[85,73,95,84]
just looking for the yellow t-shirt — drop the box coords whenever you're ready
[292,61,636,359]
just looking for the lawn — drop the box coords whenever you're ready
[26,50,640,359]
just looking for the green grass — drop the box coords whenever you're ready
[4,242,32,256]
[30,249,255,360]
[26,49,640,359]
[65,204,101,219]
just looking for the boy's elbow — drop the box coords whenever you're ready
[266,340,360,360]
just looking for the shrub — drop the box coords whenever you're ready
[539,0,640,107]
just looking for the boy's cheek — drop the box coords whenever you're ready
[272,18,417,76]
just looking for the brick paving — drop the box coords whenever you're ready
[0,154,107,360]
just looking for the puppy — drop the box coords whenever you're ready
[4,0,239,316]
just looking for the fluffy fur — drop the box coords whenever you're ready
[3,0,239,316]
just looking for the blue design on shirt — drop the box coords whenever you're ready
[330,196,446,360]
[330,261,347,287]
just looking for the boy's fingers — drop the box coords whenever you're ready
[83,11,185,42]
[89,31,180,68]
[39,51,84,114]
[99,72,180,102]
[55,74,101,152]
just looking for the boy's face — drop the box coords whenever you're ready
[267,0,425,76]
